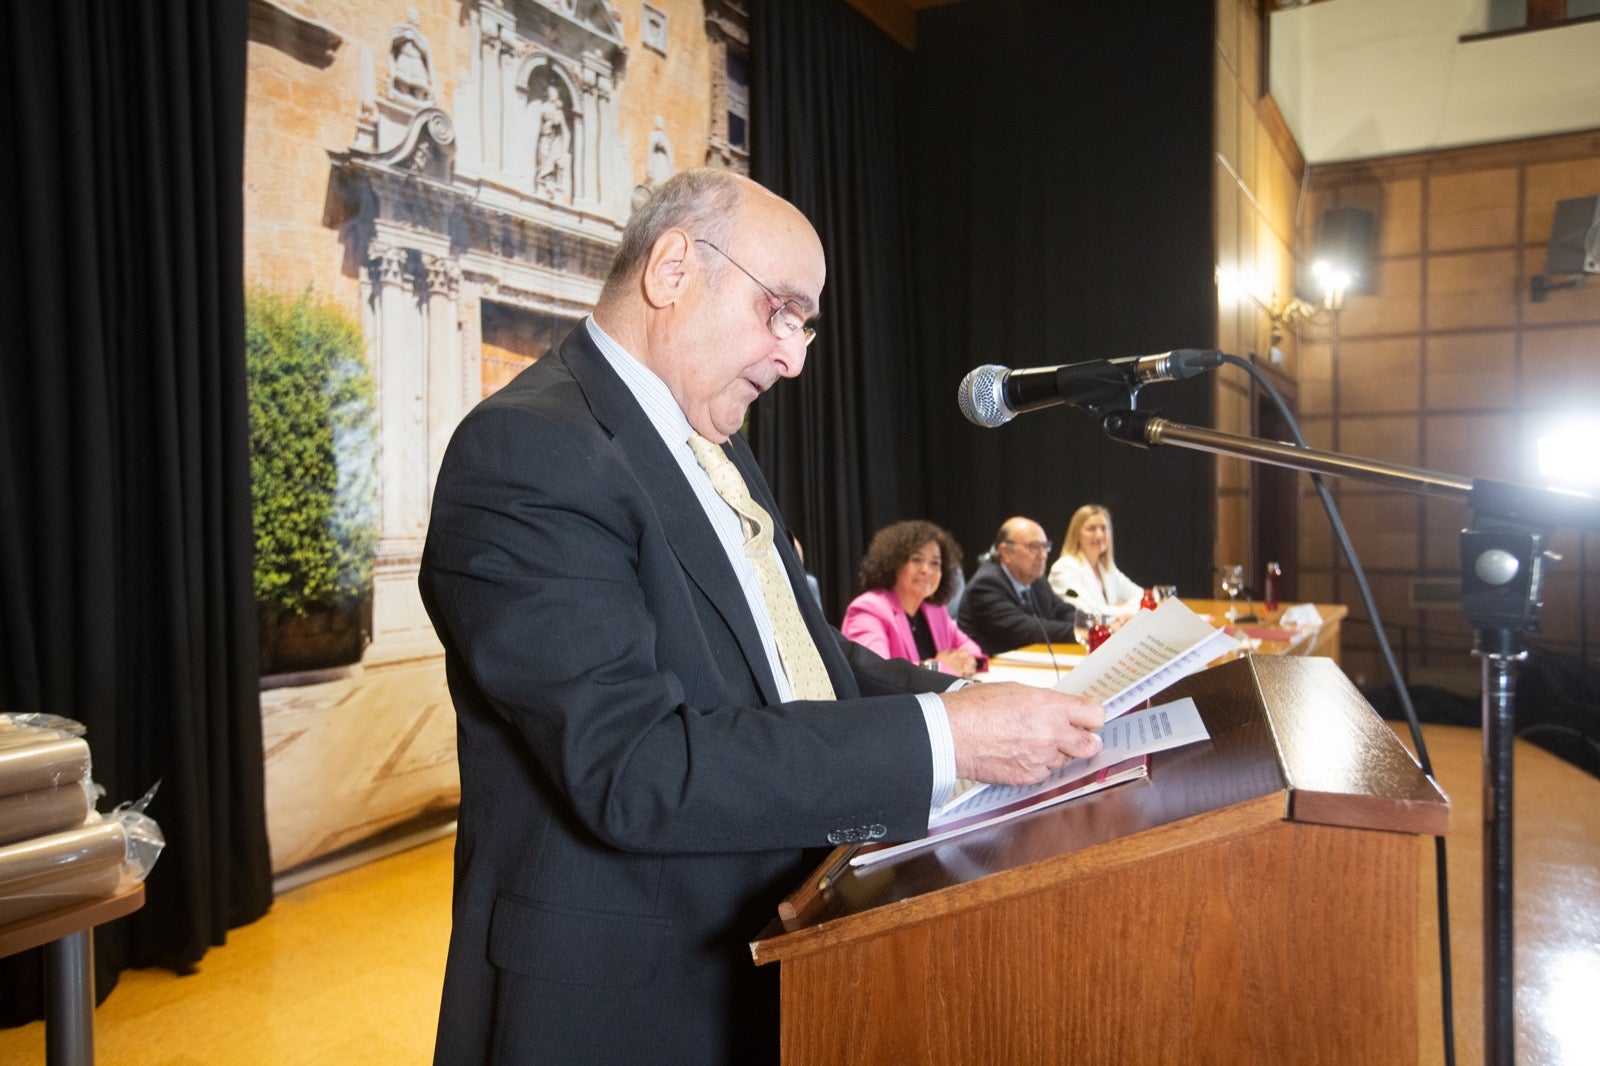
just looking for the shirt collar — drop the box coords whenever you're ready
[584,315,694,448]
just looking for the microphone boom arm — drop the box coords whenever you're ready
[1102,409,1474,497]
[1102,408,1600,531]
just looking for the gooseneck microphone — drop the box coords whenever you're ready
[957,349,1224,427]
[1018,586,1061,681]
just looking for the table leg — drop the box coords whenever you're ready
[44,928,94,1066]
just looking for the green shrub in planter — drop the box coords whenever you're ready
[247,288,377,624]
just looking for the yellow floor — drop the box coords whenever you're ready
[0,835,454,1065]
[3,722,1596,1064]
[1403,724,1600,1066]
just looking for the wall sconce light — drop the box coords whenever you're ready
[1215,267,1341,348]
[1257,205,1378,346]
[1268,293,1327,346]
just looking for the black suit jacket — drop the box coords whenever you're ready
[419,324,951,1064]
[955,559,1078,656]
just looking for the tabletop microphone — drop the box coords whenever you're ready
[957,348,1223,427]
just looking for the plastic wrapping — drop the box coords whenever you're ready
[111,780,166,882]
[0,715,163,925]
[0,734,92,797]
[0,713,87,743]
[0,819,126,925]
[0,714,100,850]
[0,773,165,926]
[0,782,97,846]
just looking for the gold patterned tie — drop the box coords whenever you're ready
[687,432,836,701]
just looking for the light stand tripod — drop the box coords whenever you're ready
[1099,408,1600,1065]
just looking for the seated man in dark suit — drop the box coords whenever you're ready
[957,516,1081,656]
[419,169,1104,1064]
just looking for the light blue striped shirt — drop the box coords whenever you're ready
[584,316,957,810]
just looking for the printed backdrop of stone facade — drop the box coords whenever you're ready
[246,0,748,873]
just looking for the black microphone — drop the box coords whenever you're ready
[957,349,1223,427]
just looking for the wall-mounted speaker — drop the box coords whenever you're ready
[1313,206,1377,294]
[1545,195,1600,275]
[1296,205,1378,304]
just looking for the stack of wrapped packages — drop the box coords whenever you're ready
[0,713,164,927]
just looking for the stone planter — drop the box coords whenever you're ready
[261,596,370,676]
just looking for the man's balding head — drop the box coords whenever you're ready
[994,516,1052,585]
[592,169,825,443]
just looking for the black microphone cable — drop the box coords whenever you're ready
[1021,588,1063,682]
[1219,352,1456,1066]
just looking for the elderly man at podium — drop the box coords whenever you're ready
[419,169,1105,1064]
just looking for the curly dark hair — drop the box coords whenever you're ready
[857,520,965,606]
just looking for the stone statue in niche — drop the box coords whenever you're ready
[646,116,674,187]
[533,83,572,201]
[390,10,433,103]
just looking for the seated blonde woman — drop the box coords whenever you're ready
[842,520,986,678]
[1048,504,1142,612]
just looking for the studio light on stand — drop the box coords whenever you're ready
[1093,400,1600,1066]
[1538,414,1600,670]
[1537,414,1600,495]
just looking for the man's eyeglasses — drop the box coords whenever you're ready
[693,239,817,347]
[1004,539,1053,555]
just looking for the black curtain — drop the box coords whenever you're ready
[750,0,925,619]
[907,0,1219,594]
[753,0,1219,602]
[0,0,272,1023]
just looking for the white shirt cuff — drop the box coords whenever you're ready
[916,691,958,812]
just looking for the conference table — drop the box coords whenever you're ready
[986,597,1349,683]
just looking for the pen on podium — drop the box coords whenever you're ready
[816,843,860,892]
[776,842,860,932]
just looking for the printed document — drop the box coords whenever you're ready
[852,697,1210,868]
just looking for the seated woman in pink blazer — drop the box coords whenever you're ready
[842,520,987,678]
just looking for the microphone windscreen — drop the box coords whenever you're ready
[958,365,1013,427]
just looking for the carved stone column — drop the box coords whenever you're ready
[366,244,439,663]
[576,73,597,207]
[423,254,462,492]
[592,74,622,214]
[458,280,484,409]
[479,11,513,171]
[371,245,427,549]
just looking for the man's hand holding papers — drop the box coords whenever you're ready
[854,599,1234,868]
[852,697,1211,868]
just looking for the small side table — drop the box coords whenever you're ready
[0,884,145,1065]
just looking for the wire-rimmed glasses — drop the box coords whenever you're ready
[693,239,817,346]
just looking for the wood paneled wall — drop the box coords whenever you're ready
[1297,130,1600,688]
[1216,0,1598,689]
[1213,0,1305,594]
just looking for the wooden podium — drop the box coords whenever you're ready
[751,656,1449,1064]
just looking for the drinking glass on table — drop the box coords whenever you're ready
[1219,564,1245,622]
[1072,607,1092,648]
